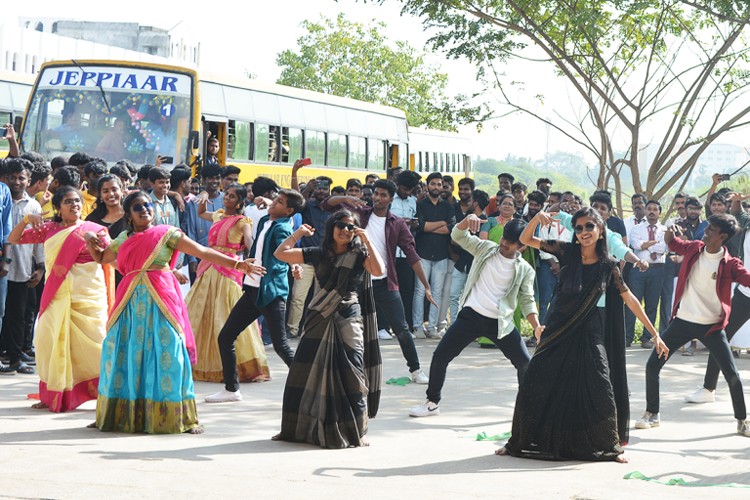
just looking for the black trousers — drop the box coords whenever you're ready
[372,278,420,372]
[395,257,415,330]
[646,317,746,420]
[704,291,750,391]
[218,286,294,391]
[426,307,530,403]
[2,281,32,364]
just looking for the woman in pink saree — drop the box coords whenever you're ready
[8,186,109,412]
[88,190,263,434]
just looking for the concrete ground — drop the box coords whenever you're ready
[2,339,750,499]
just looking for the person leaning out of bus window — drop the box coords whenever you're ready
[205,132,220,167]
[1,123,20,159]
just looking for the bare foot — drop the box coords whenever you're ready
[615,454,629,463]
[271,433,282,441]
[495,447,509,456]
[86,422,98,429]
[186,426,205,434]
[31,402,48,410]
[359,436,370,447]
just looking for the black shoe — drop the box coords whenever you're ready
[525,337,537,348]
[641,339,654,349]
[23,348,35,359]
[19,352,36,366]
[626,341,632,347]
[0,363,17,375]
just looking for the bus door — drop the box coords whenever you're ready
[201,115,227,168]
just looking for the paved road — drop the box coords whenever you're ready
[2,339,750,499]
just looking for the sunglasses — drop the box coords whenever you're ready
[574,222,597,234]
[132,202,154,213]
[334,221,357,232]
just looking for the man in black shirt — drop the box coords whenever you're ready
[413,172,455,338]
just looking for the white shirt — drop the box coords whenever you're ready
[538,219,571,262]
[629,221,667,264]
[737,228,750,297]
[365,213,387,280]
[624,214,646,241]
[464,251,516,318]
[244,219,272,288]
[243,204,269,239]
[390,195,417,259]
[676,248,724,324]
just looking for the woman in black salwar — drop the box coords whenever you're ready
[272,209,385,448]
[497,207,669,462]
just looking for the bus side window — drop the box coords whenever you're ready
[281,127,302,164]
[254,124,270,162]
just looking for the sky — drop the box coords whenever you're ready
[17,0,741,166]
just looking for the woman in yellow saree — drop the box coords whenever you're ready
[186,183,270,383]
[8,186,109,412]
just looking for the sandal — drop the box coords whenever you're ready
[13,362,35,375]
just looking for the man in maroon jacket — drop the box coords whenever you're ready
[636,214,750,436]
[323,180,436,384]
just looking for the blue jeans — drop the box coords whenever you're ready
[625,264,665,343]
[437,260,455,328]
[537,260,557,322]
[449,267,468,326]
[659,258,676,333]
[413,258,449,331]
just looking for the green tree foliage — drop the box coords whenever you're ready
[387,0,750,211]
[276,14,488,131]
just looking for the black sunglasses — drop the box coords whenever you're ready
[132,202,154,213]
[334,221,357,231]
[574,222,597,234]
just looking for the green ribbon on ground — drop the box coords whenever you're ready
[624,471,750,488]
[474,431,512,441]
[385,376,411,386]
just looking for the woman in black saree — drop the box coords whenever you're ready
[497,207,669,462]
[272,209,385,448]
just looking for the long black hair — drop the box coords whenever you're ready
[122,190,151,234]
[87,174,123,222]
[320,209,365,257]
[51,186,80,223]
[560,207,611,293]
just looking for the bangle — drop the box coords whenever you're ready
[234,260,241,270]
[22,214,30,225]
[291,233,298,243]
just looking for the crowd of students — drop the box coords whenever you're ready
[2,122,750,459]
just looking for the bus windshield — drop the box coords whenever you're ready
[21,64,193,164]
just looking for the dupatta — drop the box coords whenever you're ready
[107,225,197,363]
[195,214,246,285]
[38,221,108,316]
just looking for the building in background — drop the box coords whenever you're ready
[1,19,199,75]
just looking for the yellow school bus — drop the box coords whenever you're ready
[0,71,34,154]
[18,59,412,187]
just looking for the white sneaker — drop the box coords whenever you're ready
[737,419,750,437]
[684,387,715,404]
[635,411,660,429]
[412,327,426,339]
[205,389,243,403]
[410,369,429,384]
[377,329,393,340]
[425,328,442,339]
[409,400,440,417]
